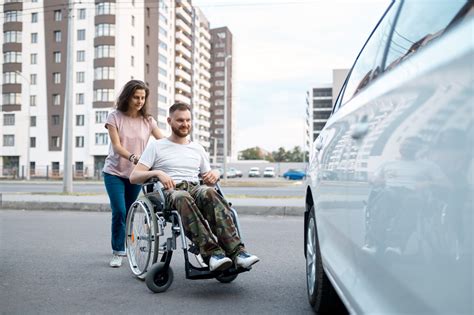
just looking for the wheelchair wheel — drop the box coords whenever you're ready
[216,274,238,283]
[145,262,174,293]
[126,199,158,278]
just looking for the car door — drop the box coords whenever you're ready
[309,1,402,310]
[322,0,473,313]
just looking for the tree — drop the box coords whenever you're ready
[240,147,262,160]
[272,147,289,162]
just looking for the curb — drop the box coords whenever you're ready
[0,201,305,217]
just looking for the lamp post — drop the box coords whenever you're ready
[15,71,31,180]
[223,54,232,180]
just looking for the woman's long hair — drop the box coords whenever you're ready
[116,80,150,118]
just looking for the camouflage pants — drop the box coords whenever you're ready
[163,181,245,258]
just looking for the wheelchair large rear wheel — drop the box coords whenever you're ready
[126,198,159,279]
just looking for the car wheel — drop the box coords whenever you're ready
[306,206,346,313]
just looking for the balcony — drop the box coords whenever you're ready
[175,68,191,82]
[176,31,192,48]
[200,48,211,60]
[200,67,211,79]
[200,88,210,99]
[175,93,191,105]
[176,7,192,24]
[175,80,192,94]
[200,28,211,41]
[176,19,192,36]
[200,79,211,89]
[176,43,192,59]
[175,56,192,70]
[199,58,211,70]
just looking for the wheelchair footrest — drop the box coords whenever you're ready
[185,261,251,280]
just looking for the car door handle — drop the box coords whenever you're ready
[351,116,369,139]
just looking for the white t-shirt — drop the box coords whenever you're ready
[139,138,211,183]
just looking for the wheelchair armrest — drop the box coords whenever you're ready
[142,177,161,194]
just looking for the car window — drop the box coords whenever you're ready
[384,0,470,71]
[339,1,400,108]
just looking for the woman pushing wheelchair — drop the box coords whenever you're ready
[130,102,259,272]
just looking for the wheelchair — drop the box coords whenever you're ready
[124,177,251,293]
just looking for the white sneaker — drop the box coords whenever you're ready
[109,255,122,268]
[209,254,233,272]
[234,252,260,269]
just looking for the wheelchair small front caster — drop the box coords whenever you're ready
[215,273,238,283]
[145,262,174,293]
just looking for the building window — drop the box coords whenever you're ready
[131,15,135,26]
[77,29,86,41]
[94,67,115,80]
[75,136,84,148]
[95,111,108,123]
[5,11,21,22]
[30,116,36,127]
[159,42,167,50]
[54,51,61,63]
[30,53,37,65]
[54,30,61,42]
[158,67,167,76]
[2,93,21,105]
[158,53,167,64]
[215,80,224,86]
[94,89,114,102]
[78,8,86,19]
[3,114,15,126]
[131,35,135,46]
[96,2,115,15]
[4,52,22,63]
[131,56,134,66]
[95,133,109,145]
[53,72,61,84]
[217,32,226,39]
[54,10,62,21]
[95,45,115,58]
[76,115,84,126]
[31,12,38,23]
[3,72,19,84]
[77,50,85,62]
[3,135,15,147]
[158,94,167,103]
[76,71,85,83]
[159,26,167,36]
[4,31,22,43]
[31,33,38,43]
[30,95,37,106]
[52,115,60,125]
[214,90,224,96]
[215,71,224,77]
[76,93,84,105]
[53,94,61,105]
[30,137,36,148]
[95,24,115,37]
[52,137,61,148]
[30,74,39,85]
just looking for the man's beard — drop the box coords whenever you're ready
[171,125,191,138]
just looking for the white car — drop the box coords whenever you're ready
[263,167,275,178]
[230,167,242,178]
[248,167,261,177]
[304,1,473,314]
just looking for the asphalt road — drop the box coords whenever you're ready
[0,210,312,314]
[0,181,306,197]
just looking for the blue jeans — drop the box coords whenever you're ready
[103,172,142,255]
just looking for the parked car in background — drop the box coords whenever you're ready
[248,167,261,177]
[218,168,236,179]
[263,167,276,178]
[230,167,242,178]
[282,169,306,180]
[304,1,473,314]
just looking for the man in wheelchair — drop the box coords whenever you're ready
[130,102,259,272]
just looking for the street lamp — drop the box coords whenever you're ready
[15,71,31,180]
[223,54,232,180]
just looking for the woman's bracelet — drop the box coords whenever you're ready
[128,153,135,162]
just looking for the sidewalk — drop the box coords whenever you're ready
[0,192,305,217]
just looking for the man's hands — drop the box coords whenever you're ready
[201,169,220,186]
[156,170,175,190]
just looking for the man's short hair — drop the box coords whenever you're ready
[169,102,191,115]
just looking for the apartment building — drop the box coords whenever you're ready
[209,26,233,164]
[0,0,218,178]
[305,69,349,151]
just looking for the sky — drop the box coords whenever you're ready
[193,0,391,152]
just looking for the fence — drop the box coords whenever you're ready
[0,165,103,180]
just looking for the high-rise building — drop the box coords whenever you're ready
[305,69,349,151]
[209,27,233,164]
[0,0,223,178]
